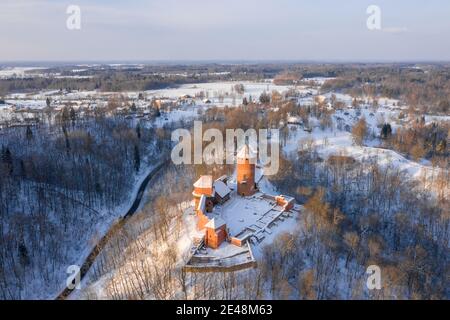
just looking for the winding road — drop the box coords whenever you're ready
[56,160,167,300]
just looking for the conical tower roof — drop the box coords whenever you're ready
[237,144,257,160]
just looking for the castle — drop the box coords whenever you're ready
[192,144,295,250]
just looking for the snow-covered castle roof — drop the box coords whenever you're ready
[205,217,227,230]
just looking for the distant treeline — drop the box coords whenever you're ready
[0,73,230,94]
[0,63,379,95]
[321,64,450,114]
[0,63,275,94]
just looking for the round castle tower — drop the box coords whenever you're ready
[236,144,257,196]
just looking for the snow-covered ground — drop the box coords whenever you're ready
[69,201,197,300]
[3,80,294,109]
[144,81,293,106]
[302,77,335,85]
[2,73,447,299]
[283,99,449,194]
[0,80,298,126]
[288,127,443,181]
[72,168,301,299]
[0,67,46,79]
[52,154,163,300]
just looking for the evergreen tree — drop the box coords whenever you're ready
[62,125,70,152]
[61,106,70,123]
[20,159,27,178]
[136,123,141,140]
[18,242,30,266]
[134,145,140,172]
[381,123,392,139]
[69,107,76,124]
[1,146,13,175]
[259,92,270,104]
[25,125,33,140]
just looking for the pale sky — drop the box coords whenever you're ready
[1,0,450,62]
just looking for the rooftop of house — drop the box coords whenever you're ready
[193,175,213,189]
[213,180,231,198]
[205,217,227,230]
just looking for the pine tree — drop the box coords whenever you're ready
[134,145,140,172]
[1,146,13,175]
[18,242,30,266]
[381,123,392,139]
[25,125,33,140]
[62,125,70,152]
[259,92,270,104]
[69,107,76,124]
[136,123,141,140]
[61,107,70,123]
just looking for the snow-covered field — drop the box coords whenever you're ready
[0,81,297,126]
[283,97,449,195]
[286,126,444,182]
[145,81,292,105]
[0,67,46,79]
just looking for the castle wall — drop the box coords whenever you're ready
[205,225,227,249]
[197,211,210,230]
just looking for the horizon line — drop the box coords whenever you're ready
[2,59,450,66]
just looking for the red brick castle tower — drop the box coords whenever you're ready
[236,144,257,196]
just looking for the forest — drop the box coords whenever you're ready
[72,100,448,300]
[0,109,178,299]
